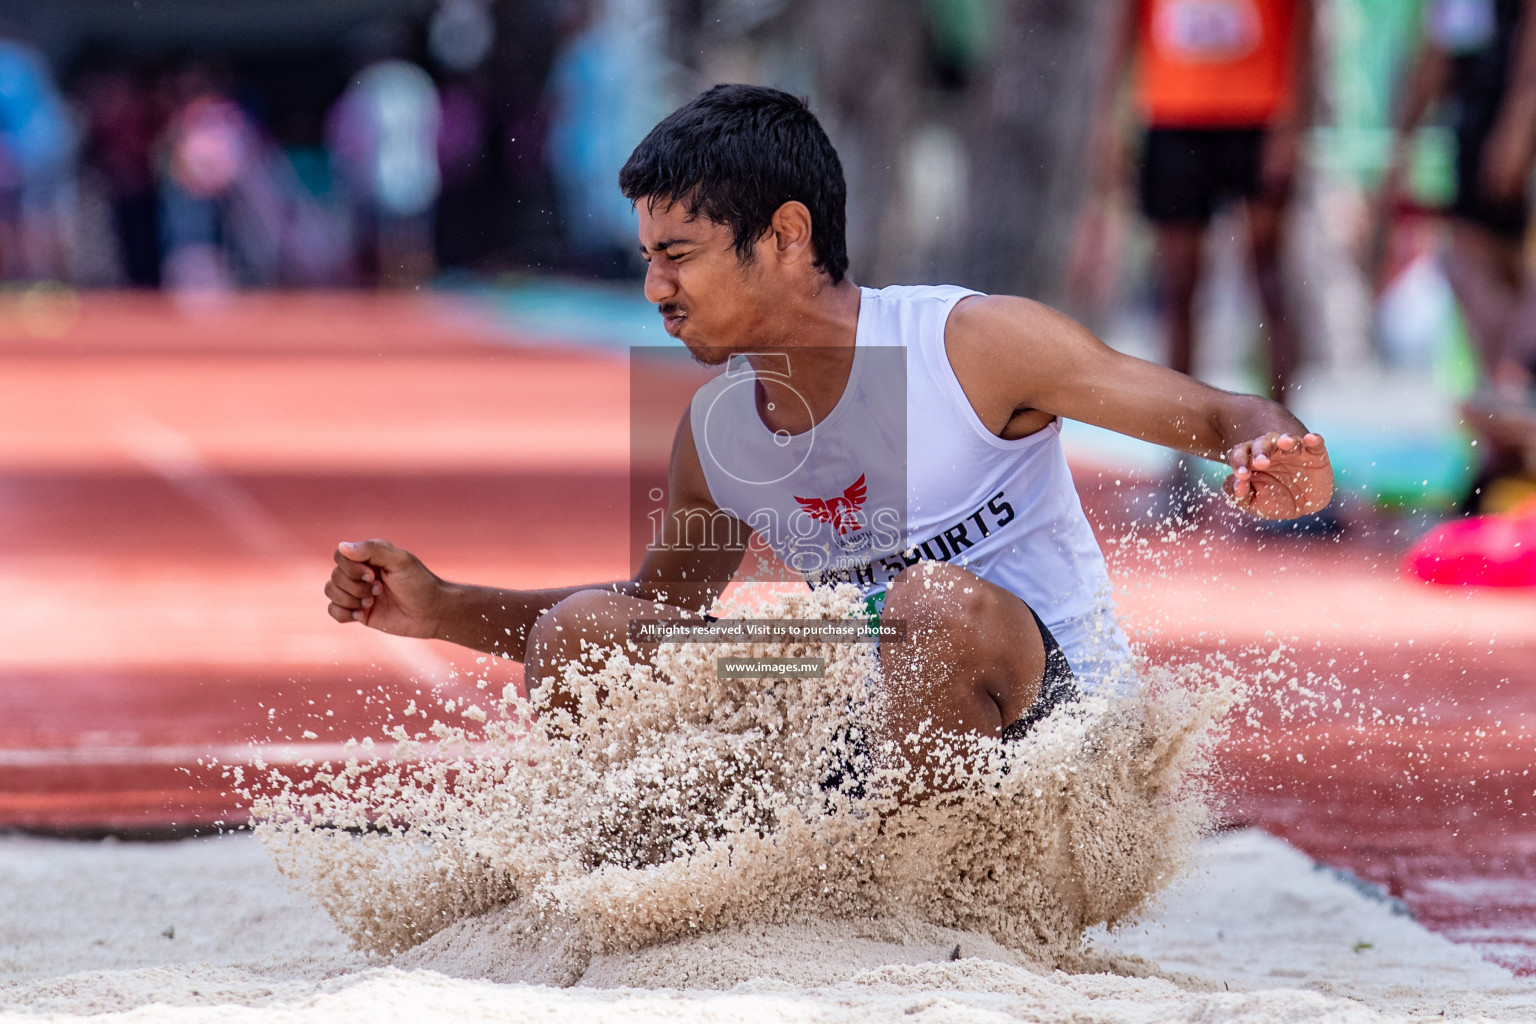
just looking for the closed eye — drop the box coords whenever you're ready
[639,238,696,263]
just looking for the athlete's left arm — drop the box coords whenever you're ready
[946,296,1333,520]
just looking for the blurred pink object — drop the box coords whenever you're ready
[1404,503,1536,587]
[169,96,247,198]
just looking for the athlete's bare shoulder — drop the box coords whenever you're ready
[947,293,1072,353]
[944,294,1081,439]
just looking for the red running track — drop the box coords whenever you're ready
[2,292,1534,972]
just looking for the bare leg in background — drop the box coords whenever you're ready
[1247,197,1299,405]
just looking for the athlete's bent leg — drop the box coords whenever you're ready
[524,590,697,716]
[875,562,1049,784]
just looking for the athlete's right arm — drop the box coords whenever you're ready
[323,412,748,661]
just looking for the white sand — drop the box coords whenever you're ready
[8,587,1530,1022]
[2,828,1532,1022]
[249,586,1227,970]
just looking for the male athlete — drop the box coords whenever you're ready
[325,85,1333,774]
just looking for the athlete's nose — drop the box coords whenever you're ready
[643,258,676,304]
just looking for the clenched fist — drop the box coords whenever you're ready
[324,539,448,639]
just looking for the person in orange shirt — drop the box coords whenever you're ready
[1087,0,1316,413]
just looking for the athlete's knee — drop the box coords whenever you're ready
[886,561,991,633]
[527,590,625,666]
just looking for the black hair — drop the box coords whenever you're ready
[619,84,849,284]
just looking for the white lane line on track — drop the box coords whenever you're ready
[0,741,505,767]
[110,408,454,687]
[0,743,360,767]
[116,411,299,560]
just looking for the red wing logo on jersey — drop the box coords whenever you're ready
[794,474,867,535]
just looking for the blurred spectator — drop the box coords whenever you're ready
[81,67,166,288]
[491,3,565,271]
[1087,0,1317,407]
[160,64,346,293]
[1386,0,1536,509]
[159,66,259,291]
[0,35,76,282]
[427,0,494,249]
[327,58,442,288]
[434,76,489,264]
[428,0,495,75]
[1387,0,1536,382]
[545,0,666,276]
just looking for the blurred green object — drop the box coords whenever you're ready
[1344,440,1477,511]
[924,0,1003,74]
[1435,299,1480,400]
[1313,0,1455,204]
[284,147,333,201]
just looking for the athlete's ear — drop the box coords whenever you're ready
[768,201,815,268]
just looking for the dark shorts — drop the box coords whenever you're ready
[1453,118,1530,240]
[1000,607,1079,741]
[1139,126,1268,225]
[821,608,1081,797]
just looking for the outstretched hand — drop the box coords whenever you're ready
[325,539,446,638]
[1224,432,1333,520]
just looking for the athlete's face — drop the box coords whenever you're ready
[636,200,770,365]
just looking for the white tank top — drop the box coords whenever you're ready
[689,284,1133,695]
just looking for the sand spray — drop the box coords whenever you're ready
[241,580,1259,984]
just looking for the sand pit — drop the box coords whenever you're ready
[5,586,1532,1022]
[2,828,1531,1022]
[246,585,1227,970]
